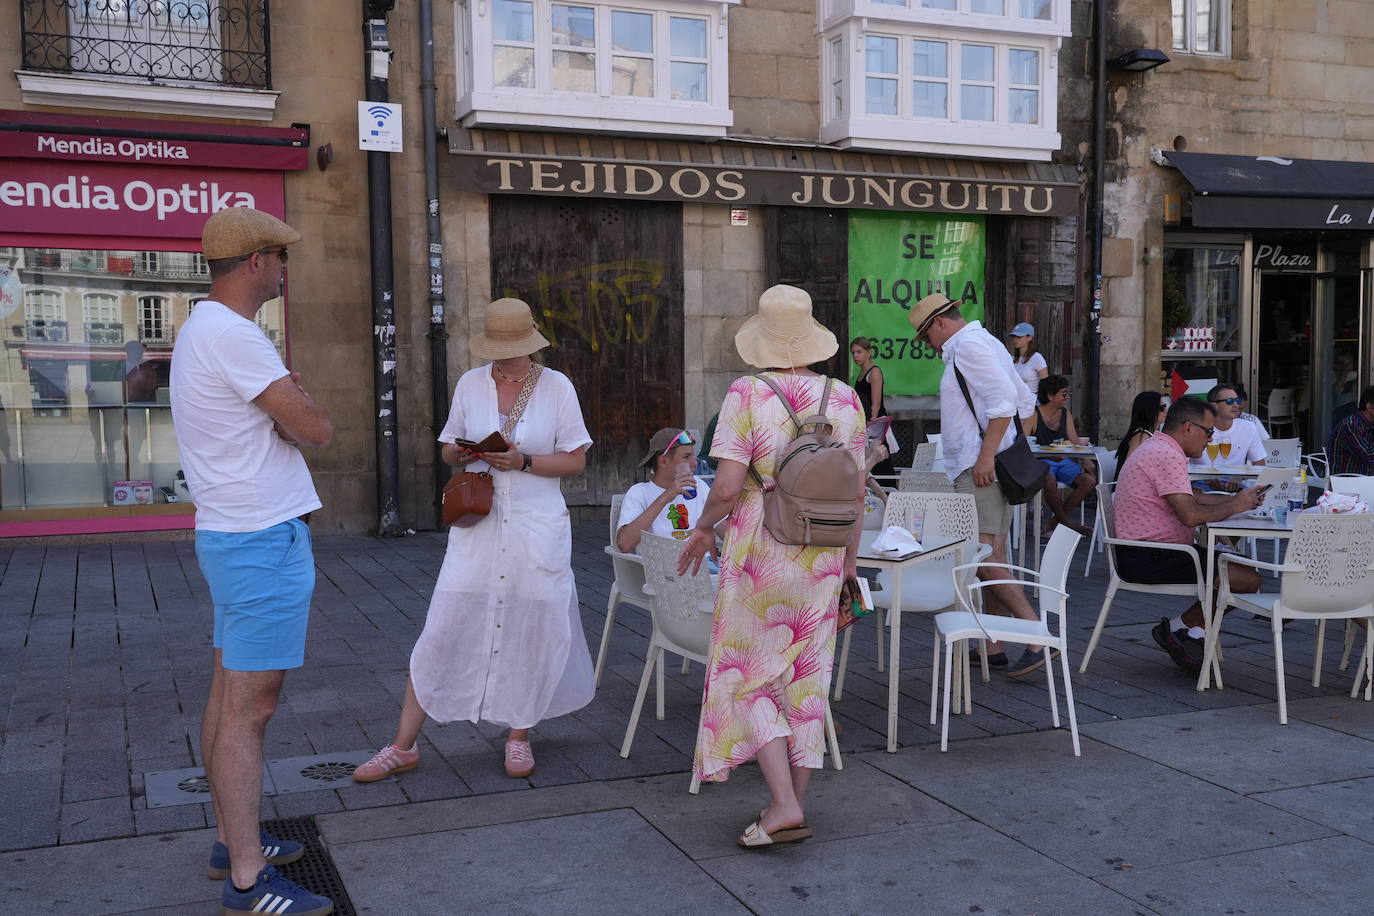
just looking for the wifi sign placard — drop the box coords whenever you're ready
[357,101,403,153]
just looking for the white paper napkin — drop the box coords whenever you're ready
[1316,491,1370,514]
[871,525,923,554]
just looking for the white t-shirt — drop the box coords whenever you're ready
[170,301,321,532]
[617,478,712,546]
[1013,352,1047,397]
[1189,415,1267,468]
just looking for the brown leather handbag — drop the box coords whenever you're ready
[441,365,542,527]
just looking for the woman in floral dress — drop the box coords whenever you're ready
[678,284,866,848]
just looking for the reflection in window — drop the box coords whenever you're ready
[960,44,995,121]
[83,293,123,345]
[25,289,67,341]
[866,36,899,115]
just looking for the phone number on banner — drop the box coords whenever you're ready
[867,338,941,360]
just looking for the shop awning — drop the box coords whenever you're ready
[1167,151,1374,229]
[449,130,1080,218]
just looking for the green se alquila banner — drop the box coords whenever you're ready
[847,211,986,396]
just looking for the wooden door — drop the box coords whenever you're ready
[764,207,849,379]
[489,196,684,506]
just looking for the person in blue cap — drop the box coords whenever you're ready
[1007,321,1048,398]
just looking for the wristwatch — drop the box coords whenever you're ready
[520,453,534,472]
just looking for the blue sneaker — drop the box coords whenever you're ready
[221,865,332,915]
[207,829,305,879]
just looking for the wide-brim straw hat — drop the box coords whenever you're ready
[470,298,551,360]
[909,292,963,338]
[735,284,838,369]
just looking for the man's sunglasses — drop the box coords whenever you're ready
[1210,397,1241,405]
[238,247,288,263]
[1193,423,1215,439]
[671,430,695,447]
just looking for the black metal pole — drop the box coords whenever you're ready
[364,5,403,537]
[1085,0,1107,442]
[420,0,450,530]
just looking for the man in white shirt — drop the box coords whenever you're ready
[1190,383,1266,479]
[617,428,713,552]
[171,208,333,915]
[911,294,1048,678]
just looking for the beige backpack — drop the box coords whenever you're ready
[749,373,862,548]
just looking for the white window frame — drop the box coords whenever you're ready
[1170,0,1230,58]
[138,295,170,343]
[83,293,123,345]
[820,17,1063,159]
[821,0,1069,36]
[25,289,67,341]
[455,0,735,138]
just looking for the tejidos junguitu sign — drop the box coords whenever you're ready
[847,212,986,396]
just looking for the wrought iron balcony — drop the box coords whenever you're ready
[20,1,271,89]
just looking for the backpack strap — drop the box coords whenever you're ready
[747,372,835,489]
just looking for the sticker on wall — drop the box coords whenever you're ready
[358,101,403,153]
[0,263,21,320]
[730,208,750,226]
[848,212,986,396]
[112,480,154,506]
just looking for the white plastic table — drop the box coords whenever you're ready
[1026,443,1095,568]
[1196,511,1296,691]
[856,530,967,752]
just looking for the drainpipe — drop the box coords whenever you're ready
[1085,0,1107,442]
[420,0,451,529]
[364,3,403,537]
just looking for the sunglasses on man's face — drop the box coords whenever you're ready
[1211,397,1241,406]
[240,247,288,264]
[1194,423,1215,439]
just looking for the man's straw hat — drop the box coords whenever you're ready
[470,298,551,360]
[909,292,963,339]
[734,284,838,369]
[201,207,301,260]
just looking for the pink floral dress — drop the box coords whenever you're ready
[694,372,866,782]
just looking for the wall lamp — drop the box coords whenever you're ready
[1108,48,1170,72]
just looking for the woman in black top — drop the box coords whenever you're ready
[1021,375,1095,534]
[1115,390,1165,472]
[851,337,895,476]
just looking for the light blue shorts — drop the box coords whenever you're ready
[1046,458,1083,487]
[195,518,315,672]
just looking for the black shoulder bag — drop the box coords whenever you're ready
[951,363,1048,506]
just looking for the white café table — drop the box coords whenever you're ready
[1188,463,1264,481]
[855,529,967,752]
[1195,510,1297,691]
[1027,443,1095,568]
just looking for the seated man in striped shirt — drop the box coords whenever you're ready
[1327,385,1374,477]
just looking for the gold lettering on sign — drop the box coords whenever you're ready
[791,175,815,205]
[623,165,664,196]
[861,178,896,208]
[515,259,666,353]
[714,170,746,201]
[899,180,934,208]
[820,176,857,206]
[668,168,710,199]
[1023,186,1054,215]
[487,158,523,190]
[938,181,971,211]
[570,162,597,194]
[989,185,1016,211]
[530,160,565,192]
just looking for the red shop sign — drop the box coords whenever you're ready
[0,158,284,240]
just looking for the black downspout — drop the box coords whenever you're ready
[1085,0,1107,442]
[364,5,403,537]
[420,0,451,530]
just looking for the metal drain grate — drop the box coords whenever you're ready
[261,816,357,916]
[299,761,358,782]
[266,751,378,794]
[177,774,211,794]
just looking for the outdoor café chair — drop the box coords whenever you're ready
[626,534,841,794]
[1216,513,1374,722]
[596,494,656,687]
[933,525,1084,754]
[898,469,954,492]
[1078,481,1208,674]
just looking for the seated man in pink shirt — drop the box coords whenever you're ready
[1113,398,1263,673]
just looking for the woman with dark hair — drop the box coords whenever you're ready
[851,336,895,476]
[1022,375,1095,533]
[1007,322,1048,397]
[1115,390,1166,471]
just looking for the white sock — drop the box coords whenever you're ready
[1169,615,1187,633]
[1186,626,1206,640]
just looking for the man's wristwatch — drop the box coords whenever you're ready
[520,453,534,472]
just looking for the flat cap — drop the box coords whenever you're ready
[201,207,301,260]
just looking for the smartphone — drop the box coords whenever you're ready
[1252,484,1273,498]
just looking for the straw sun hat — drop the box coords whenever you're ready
[734,284,838,369]
[470,298,551,360]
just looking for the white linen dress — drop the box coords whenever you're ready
[410,364,596,729]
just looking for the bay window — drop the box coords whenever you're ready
[456,0,734,137]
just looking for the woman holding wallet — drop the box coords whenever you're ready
[354,298,594,781]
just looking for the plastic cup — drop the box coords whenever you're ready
[1273,506,1289,526]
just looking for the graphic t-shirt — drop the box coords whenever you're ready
[617,478,712,546]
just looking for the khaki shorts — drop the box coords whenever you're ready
[953,469,1012,536]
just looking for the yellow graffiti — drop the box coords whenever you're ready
[503,259,666,352]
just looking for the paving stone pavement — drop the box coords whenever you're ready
[2,518,1374,913]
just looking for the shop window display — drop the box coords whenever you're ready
[0,245,286,513]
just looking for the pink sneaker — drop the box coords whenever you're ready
[504,739,535,778]
[353,743,419,782]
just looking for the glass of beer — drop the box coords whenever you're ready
[1205,442,1220,464]
[1218,441,1232,462]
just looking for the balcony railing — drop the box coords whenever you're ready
[20,1,271,89]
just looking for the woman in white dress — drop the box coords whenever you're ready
[354,298,595,781]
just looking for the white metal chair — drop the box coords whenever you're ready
[1329,474,1374,505]
[597,494,653,687]
[1305,450,1329,491]
[932,525,1084,754]
[909,442,939,471]
[898,469,954,492]
[833,492,987,699]
[624,534,842,793]
[1080,447,1119,575]
[1078,481,1209,674]
[1261,387,1298,438]
[1216,514,1374,722]
[1263,438,1302,469]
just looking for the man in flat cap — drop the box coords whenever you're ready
[171,207,334,915]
